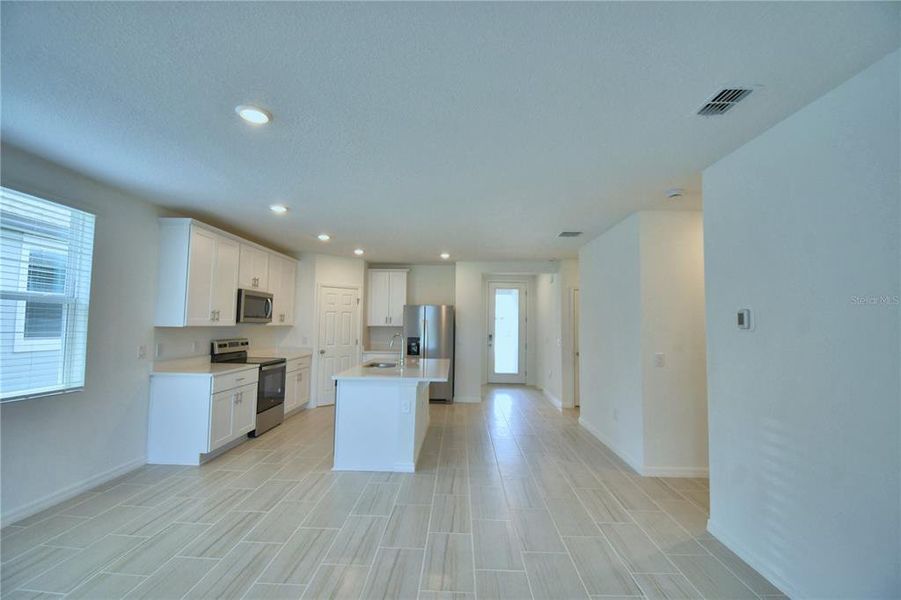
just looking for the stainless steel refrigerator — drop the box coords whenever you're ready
[403,304,455,402]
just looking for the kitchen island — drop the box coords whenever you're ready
[331,358,450,472]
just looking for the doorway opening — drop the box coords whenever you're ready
[487,281,527,384]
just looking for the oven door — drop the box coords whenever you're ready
[256,362,286,413]
[238,289,273,323]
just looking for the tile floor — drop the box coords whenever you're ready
[1,385,784,599]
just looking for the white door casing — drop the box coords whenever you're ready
[572,287,580,407]
[487,281,528,384]
[317,286,360,406]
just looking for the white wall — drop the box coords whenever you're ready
[454,260,557,402]
[578,215,645,466]
[407,265,455,305]
[535,273,563,407]
[281,252,365,407]
[558,258,580,408]
[703,50,900,598]
[0,145,161,522]
[639,212,708,473]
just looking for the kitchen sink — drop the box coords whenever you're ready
[366,362,397,369]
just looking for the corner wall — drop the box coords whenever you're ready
[0,145,160,523]
[703,50,900,598]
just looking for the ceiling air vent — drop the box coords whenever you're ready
[558,231,583,238]
[697,88,753,116]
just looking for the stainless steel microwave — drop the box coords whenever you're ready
[237,289,273,323]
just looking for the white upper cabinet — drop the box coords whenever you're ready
[238,244,270,291]
[155,218,295,328]
[367,269,407,326]
[156,220,239,327]
[268,255,297,326]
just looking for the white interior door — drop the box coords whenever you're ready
[318,286,359,406]
[573,288,580,407]
[488,282,527,384]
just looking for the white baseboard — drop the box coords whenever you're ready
[707,519,793,598]
[578,416,645,473]
[452,395,481,403]
[539,387,563,412]
[576,416,707,477]
[1,456,146,527]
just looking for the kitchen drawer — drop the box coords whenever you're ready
[212,367,259,394]
[286,355,312,373]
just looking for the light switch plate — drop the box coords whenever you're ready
[654,353,665,367]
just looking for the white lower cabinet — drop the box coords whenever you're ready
[148,367,259,465]
[209,382,257,451]
[284,356,312,413]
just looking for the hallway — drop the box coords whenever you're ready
[1,386,780,599]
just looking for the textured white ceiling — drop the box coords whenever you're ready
[2,2,898,262]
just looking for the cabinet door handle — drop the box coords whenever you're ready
[236,377,246,382]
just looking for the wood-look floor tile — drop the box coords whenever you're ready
[1,545,79,592]
[259,528,338,585]
[522,552,589,600]
[430,495,471,533]
[475,570,532,600]
[46,505,149,549]
[634,573,700,599]
[548,500,600,536]
[244,583,306,599]
[301,563,370,599]
[124,556,216,599]
[654,500,708,537]
[381,504,430,548]
[179,510,263,558]
[352,482,400,516]
[24,534,143,594]
[419,591,475,600]
[285,472,339,503]
[113,496,196,537]
[395,474,436,505]
[563,536,641,596]
[61,484,147,518]
[470,486,509,520]
[574,487,630,523]
[1,515,87,561]
[510,509,565,553]
[422,533,475,593]
[66,571,144,599]
[502,478,546,509]
[360,547,424,599]
[600,523,677,574]
[302,490,360,529]
[325,515,386,566]
[472,519,522,571]
[233,480,298,512]
[697,537,783,595]
[669,555,757,600]
[177,488,250,523]
[435,469,468,495]
[10,492,96,527]
[627,510,706,555]
[244,501,315,543]
[188,541,281,599]
[108,522,208,576]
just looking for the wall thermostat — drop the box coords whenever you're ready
[737,309,751,330]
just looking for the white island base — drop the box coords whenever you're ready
[332,358,450,473]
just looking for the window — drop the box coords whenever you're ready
[1,187,96,401]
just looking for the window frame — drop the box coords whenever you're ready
[13,236,68,353]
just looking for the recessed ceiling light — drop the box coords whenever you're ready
[269,204,288,214]
[440,252,450,260]
[665,188,684,199]
[235,105,271,125]
[354,248,365,256]
[317,233,331,242]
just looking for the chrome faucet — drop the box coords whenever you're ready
[389,333,403,352]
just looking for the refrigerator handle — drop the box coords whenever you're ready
[422,319,427,359]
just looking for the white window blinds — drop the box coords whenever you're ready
[0,187,96,402]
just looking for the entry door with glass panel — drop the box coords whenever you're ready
[488,282,527,384]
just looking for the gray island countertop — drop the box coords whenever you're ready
[332,358,450,382]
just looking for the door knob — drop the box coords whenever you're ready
[319,349,326,355]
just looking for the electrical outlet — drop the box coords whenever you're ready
[302,336,309,345]
[137,345,147,359]
[400,399,410,413]
[654,353,665,368]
